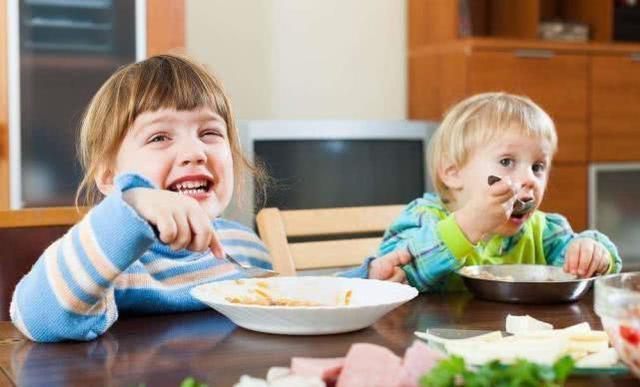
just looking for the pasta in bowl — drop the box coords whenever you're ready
[190,276,418,335]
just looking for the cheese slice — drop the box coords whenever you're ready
[505,314,553,334]
[414,330,503,345]
[562,322,591,333]
[568,350,589,361]
[576,348,619,368]
[444,336,570,366]
[512,329,609,353]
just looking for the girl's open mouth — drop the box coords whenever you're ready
[166,175,215,200]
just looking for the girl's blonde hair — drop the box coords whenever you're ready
[427,92,557,200]
[76,54,268,207]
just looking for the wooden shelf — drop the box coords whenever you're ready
[21,53,121,70]
[409,37,640,57]
[409,0,629,47]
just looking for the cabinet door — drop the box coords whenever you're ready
[1,0,184,209]
[468,50,588,163]
[17,0,137,207]
[591,55,640,161]
[541,164,587,232]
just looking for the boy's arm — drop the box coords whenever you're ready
[543,213,622,273]
[10,174,157,342]
[379,200,473,293]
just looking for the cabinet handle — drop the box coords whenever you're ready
[631,53,640,62]
[513,49,555,59]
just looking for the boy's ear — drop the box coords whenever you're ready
[440,163,464,191]
[95,164,115,196]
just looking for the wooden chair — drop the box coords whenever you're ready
[256,205,404,276]
[0,207,86,320]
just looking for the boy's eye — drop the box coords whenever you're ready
[499,158,513,167]
[532,163,546,173]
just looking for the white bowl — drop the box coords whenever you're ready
[190,276,418,335]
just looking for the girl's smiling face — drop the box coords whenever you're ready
[101,108,234,219]
[452,128,553,236]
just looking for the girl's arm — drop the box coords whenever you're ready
[378,198,471,293]
[10,174,157,342]
[543,213,622,273]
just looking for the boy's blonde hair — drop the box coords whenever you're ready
[427,92,557,200]
[76,54,267,207]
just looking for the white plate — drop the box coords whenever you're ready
[190,276,418,335]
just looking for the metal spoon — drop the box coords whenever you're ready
[487,175,535,216]
[225,253,279,278]
[150,224,279,278]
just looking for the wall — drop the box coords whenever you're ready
[186,0,407,120]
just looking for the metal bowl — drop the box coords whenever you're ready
[458,264,595,303]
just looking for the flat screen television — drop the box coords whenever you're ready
[225,120,437,228]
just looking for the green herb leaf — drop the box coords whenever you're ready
[180,377,208,387]
[419,356,575,387]
[553,356,575,383]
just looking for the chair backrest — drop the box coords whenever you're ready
[256,205,404,276]
[0,207,86,320]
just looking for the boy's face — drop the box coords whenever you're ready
[108,108,234,219]
[450,128,553,236]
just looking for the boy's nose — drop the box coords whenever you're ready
[519,170,536,190]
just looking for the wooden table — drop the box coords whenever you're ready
[0,291,636,386]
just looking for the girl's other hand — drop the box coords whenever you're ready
[368,249,413,283]
[123,188,225,257]
[563,238,610,278]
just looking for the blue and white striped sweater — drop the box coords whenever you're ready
[10,174,272,342]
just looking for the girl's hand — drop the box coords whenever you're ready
[368,249,413,283]
[455,177,518,243]
[563,239,610,278]
[122,188,225,257]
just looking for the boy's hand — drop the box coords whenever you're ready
[368,249,413,283]
[123,188,225,257]
[455,177,518,243]
[563,239,610,278]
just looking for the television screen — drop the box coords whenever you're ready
[255,139,425,210]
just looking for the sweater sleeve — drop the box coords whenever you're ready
[378,198,472,293]
[542,212,622,273]
[10,174,157,342]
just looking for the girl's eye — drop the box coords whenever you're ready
[201,129,223,138]
[532,163,546,173]
[499,158,514,167]
[148,134,169,143]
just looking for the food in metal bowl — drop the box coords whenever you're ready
[458,265,593,303]
[595,272,640,379]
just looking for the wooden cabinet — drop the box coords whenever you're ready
[0,0,185,209]
[409,43,590,163]
[591,55,640,161]
[541,164,587,231]
[468,50,588,162]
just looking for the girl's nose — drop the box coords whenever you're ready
[178,140,207,166]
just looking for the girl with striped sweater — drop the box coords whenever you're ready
[11,55,409,342]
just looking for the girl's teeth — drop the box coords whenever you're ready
[177,187,207,195]
[174,180,207,191]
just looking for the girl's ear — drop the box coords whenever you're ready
[440,163,464,191]
[95,164,115,196]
